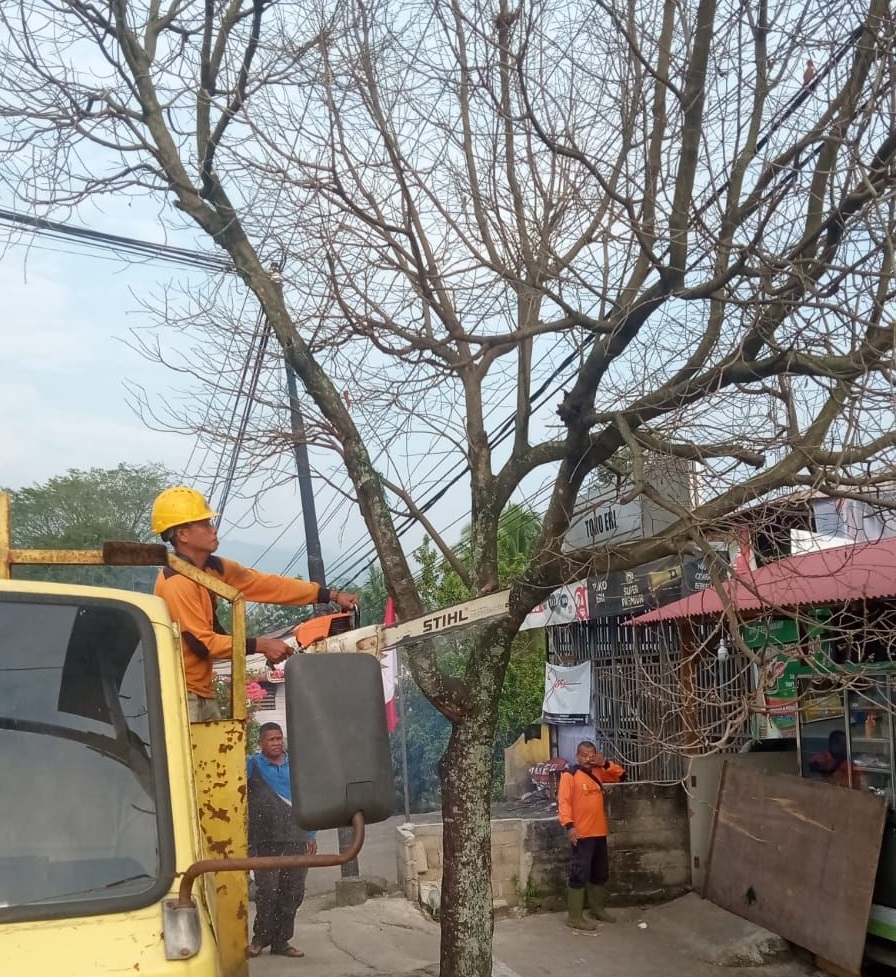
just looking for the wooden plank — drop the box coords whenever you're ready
[705,763,886,974]
[814,954,860,977]
[700,755,728,898]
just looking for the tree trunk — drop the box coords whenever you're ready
[439,711,496,977]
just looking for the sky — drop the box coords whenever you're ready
[0,219,378,583]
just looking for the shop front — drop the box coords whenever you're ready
[630,536,896,951]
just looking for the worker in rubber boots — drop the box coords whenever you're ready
[151,486,358,722]
[557,740,625,930]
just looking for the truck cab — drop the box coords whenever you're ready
[0,583,221,976]
[0,494,392,977]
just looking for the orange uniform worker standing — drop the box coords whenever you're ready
[151,486,358,722]
[557,739,625,930]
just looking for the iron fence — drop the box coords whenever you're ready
[546,618,754,782]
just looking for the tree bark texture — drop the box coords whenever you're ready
[439,712,497,977]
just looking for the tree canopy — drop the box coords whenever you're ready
[2,2,895,974]
[5,463,171,588]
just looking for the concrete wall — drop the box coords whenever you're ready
[397,782,690,914]
[395,820,531,912]
[605,781,691,905]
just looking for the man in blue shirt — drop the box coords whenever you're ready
[246,722,317,959]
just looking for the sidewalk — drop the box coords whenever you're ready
[247,816,822,977]
[248,891,823,977]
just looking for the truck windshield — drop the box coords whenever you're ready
[0,596,173,920]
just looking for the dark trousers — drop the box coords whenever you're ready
[251,844,310,949]
[568,835,609,888]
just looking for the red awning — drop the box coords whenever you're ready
[628,537,896,625]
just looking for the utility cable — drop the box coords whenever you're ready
[211,311,273,521]
[323,334,590,584]
[0,206,232,273]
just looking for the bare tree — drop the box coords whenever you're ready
[2,0,896,973]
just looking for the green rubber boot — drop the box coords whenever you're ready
[585,883,616,923]
[566,886,598,930]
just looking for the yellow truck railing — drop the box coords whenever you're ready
[0,492,251,977]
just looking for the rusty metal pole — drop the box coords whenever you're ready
[0,493,10,580]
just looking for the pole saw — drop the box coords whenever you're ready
[288,590,512,658]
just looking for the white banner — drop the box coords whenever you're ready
[520,579,589,631]
[542,661,592,724]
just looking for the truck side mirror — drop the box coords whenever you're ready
[283,653,394,830]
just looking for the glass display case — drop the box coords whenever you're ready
[796,674,895,803]
[796,671,896,945]
[848,681,895,804]
[797,675,850,779]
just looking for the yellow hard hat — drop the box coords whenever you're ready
[151,486,218,535]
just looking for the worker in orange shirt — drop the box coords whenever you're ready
[808,730,864,789]
[151,486,358,722]
[557,740,626,930]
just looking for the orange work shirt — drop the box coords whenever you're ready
[155,553,325,698]
[557,762,626,838]
[808,750,864,790]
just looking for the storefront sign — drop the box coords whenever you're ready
[755,656,800,737]
[564,497,643,551]
[681,553,714,594]
[521,552,721,626]
[586,556,683,616]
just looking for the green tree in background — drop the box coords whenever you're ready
[358,566,389,626]
[6,464,171,590]
[217,600,315,638]
[388,506,545,811]
[219,573,365,637]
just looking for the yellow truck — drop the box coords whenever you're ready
[0,492,391,977]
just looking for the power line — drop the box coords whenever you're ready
[209,311,272,521]
[0,206,232,273]
[0,203,503,581]
[323,335,591,585]
[179,293,254,484]
[695,22,865,218]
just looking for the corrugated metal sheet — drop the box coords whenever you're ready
[630,537,896,625]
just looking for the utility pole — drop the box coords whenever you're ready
[284,358,360,878]
[284,365,326,592]
[272,258,360,876]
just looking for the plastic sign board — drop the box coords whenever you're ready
[563,497,643,552]
[520,580,589,631]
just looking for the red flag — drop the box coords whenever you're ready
[382,597,399,733]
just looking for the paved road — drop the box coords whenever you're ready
[247,892,822,977]
[304,812,436,897]
[250,817,823,977]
